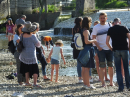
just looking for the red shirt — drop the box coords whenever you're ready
[6,24,14,33]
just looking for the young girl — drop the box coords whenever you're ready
[48,40,66,82]
[6,18,15,41]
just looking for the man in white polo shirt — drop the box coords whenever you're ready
[92,12,114,87]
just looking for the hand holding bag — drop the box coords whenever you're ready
[17,35,24,53]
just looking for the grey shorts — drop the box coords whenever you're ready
[51,58,60,64]
[8,33,13,36]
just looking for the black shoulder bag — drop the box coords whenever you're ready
[17,35,24,53]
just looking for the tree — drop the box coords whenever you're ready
[39,0,44,22]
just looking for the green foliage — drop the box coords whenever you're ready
[32,8,40,14]
[105,1,128,8]
[0,26,6,32]
[32,5,59,14]
[95,0,128,8]
[48,5,59,13]
[63,0,76,10]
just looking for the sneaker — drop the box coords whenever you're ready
[90,84,96,89]
[89,78,93,83]
[83,84,96,89]
[78,79,83,83]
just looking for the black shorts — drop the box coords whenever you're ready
[46,40,53,46]
[20,62,39,79]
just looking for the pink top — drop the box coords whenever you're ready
[6,24,14,33]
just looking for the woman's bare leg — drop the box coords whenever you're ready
[25,72,30,84]
[82,67,90,86]
[33,74,38,85]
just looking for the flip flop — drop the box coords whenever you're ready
[33,84,42,88]
[107,84,115,87]
[102,84,107,88]
[44,78,50,81]
[25,84,33,88]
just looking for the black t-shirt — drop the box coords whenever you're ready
[107,25,129,50]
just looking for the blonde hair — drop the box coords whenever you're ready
[94,21,100,24]
[55,43,63,47]
[32,22,39,34]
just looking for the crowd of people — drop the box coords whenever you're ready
[5,12,130,92]
[72,12,130,92]
[6,15,64,88]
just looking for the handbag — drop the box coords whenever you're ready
[17,35,24,53]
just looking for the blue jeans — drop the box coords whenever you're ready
[114,50,130,90]
[42,65,46,76]
[77,60,91,77]
[97,50,114,68]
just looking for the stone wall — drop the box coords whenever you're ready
[75,0,95,16]
[32,0,39,9]
[0,0,9,19]
[11,12,60,30]
[10,0,32,15]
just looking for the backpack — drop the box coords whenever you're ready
[8,40,16,55]
[73,32,84,50]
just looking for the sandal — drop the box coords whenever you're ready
[25,84,33,88]
[44,78,50,81]
[107,84,115,87]
[33,84,42,88]
[102,84,107,88]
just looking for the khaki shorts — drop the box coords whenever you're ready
[8,33,13,36]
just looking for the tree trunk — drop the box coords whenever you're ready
[75,0,85,16]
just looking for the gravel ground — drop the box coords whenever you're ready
[0,51,130,97]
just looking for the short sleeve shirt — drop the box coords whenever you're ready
[15,19,25,25]
[92,23,112,50]
[44,36,52,41]
[6,24,14,33]
[107,25,129,50]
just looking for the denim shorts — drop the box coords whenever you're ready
[97,49,114,68]
[51,58,59,64]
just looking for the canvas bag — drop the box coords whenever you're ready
[73,32,84,50]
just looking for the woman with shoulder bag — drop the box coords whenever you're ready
[32,22,50,81]
[19,21,41,88]
[72,17,83,83]
[77,17,97,89]
[13,24,26,85]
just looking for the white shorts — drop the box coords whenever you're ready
[8,33,13,36]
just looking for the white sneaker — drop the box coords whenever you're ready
[89,78,93,83]
[78,79,83,83]
[83,84,96,89]
[90,84,96,89]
